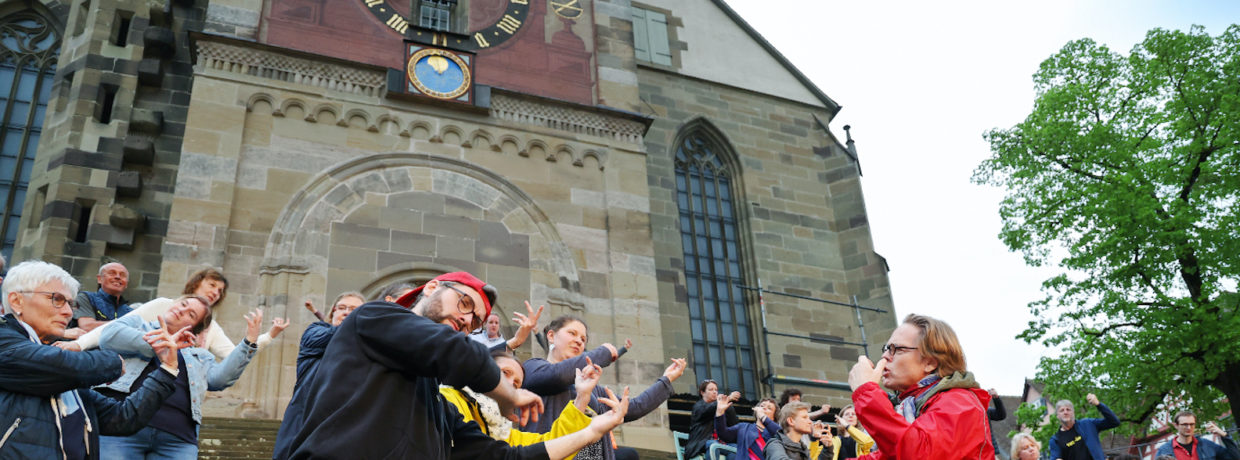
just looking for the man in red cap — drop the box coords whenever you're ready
[275,272,548,460]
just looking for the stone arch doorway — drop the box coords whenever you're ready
[241,152,584,418]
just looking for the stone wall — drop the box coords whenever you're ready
[14,0,204,300]
[164,35,675,449]
[639,65,896,407]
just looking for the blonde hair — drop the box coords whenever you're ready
[777,401,811,432]
[904,314,967,377]
[1010,433,1040,460]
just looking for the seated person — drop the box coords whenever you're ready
[715,396,781,459]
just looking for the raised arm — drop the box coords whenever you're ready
[0,327,123,395]
[610,358,683,422]
[71,297,171,351]
[987,389,1006,421]
[504,301,543,351]
[521,345,617,395]
[204,314,260,390]
[97,314,156,359]
[1094,400,1120,431]
[88,369,177,436]
[354,303,501,392]
[713,394,742,443]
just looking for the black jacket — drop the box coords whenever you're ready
[280,301,544,460]
[685,399,738,458]
[0,314,175,459]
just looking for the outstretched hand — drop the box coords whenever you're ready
[848,356,887,391]
[244,309,263,343]
[589,386,630,436]
[574,356,604,411]
[498,388,545,426]
[52,341,82,352]
[513,301,544,334]
[715,393,733,416]
[508,301,544,350]
[663,358,687,382]
[145,316,194,368]
[143,316,196,350]
[268,317,290,339]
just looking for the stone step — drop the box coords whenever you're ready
[198,417,280,460]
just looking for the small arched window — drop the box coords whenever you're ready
[674,128,757,398]
[0,9,59,261]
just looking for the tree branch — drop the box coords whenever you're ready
[1081,321,1143,337]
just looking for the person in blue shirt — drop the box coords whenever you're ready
[1155,411,1240,460]
[68,262,135,338]
[1048,393,1119,460]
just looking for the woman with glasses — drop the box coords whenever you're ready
[59,267,288,358]
[846,313,995,459]
[0,260,183,459]
[522,314,688,460]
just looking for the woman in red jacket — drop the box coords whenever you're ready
[846,314,994,460]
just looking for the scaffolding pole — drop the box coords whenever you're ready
[741,283,885,394]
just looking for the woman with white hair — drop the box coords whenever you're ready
[1010,433,1041,460]
[0,260,186,459]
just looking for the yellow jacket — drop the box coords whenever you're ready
[808,425,876,460]
[439,386,592,451]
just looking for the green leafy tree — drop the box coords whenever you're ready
[974,24,1240,433]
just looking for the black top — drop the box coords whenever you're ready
[838,434,858,459]
[278,301,543,460]
[144,354,196,444]
[685,399,739,458]
[61,397,88,460]
[987,395,1006,421]
[1057,424,1091,460]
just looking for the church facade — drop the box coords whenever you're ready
[2,0,895,451]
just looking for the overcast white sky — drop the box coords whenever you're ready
[725,0,1240,395]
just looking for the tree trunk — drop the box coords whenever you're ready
[1211,362,1240,426]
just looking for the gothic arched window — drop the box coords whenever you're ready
[675,129,757,398]
[0,9,58,261]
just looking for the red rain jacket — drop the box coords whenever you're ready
[852,379,995,460]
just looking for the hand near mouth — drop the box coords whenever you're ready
[848,356,887,391]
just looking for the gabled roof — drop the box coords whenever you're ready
[709,0,841,116]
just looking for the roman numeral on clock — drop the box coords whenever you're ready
[496,15,521,34]
[386,14,409,34]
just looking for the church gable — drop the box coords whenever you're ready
[634,0,839,111]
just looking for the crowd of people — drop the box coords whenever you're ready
[0,252,1236,460]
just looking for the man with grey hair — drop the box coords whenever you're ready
[69,262,135,336]
[1048,393,1119,460]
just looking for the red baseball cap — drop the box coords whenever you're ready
[395,271,496,319]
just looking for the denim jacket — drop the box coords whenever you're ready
[96,314,255,427]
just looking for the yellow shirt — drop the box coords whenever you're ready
[439,386,592,456]
[809,426,876,460]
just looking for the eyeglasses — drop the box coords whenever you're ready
[882,343,918,357]
[441,283,482,329]
[20,291,75,309]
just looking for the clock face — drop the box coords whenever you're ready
[406,45,473,101]
[360,0,531,51]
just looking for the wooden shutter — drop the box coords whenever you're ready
[645,10,672,65]
[631,8,651,62]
